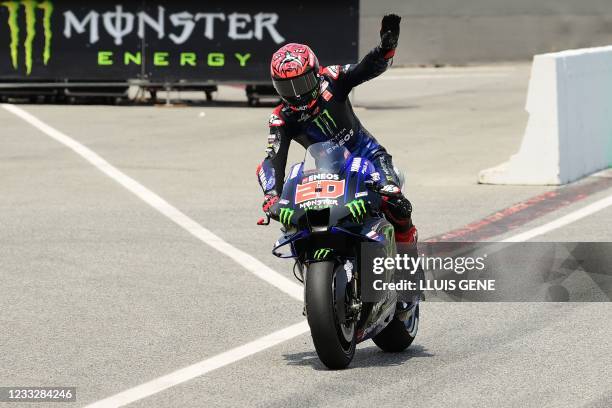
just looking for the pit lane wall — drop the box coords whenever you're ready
[478,46,612,185]
[361,0,612,65]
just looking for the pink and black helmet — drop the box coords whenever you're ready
[270,43,320,110]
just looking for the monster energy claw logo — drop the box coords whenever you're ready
[381,225,396,257]
[313,108,337,136]
[2,0,53,75]
[313,248,332,260]
[279,208,294,226]
[382,225,394,243]
[345,199,367,222]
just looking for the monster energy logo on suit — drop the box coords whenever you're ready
[1,0,53,75]
[313,109,337,136]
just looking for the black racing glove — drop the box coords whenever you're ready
[380,13,401,51]
[385,194,413,220]
[366,180,413,220]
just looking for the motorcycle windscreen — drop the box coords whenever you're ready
[302,142,351,174]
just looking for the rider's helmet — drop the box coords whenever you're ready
[270,43,320,111]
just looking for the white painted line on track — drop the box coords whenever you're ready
[83,321,309,408]
[502,193,612,242]
[0,103,303,301]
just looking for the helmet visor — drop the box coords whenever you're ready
[272,70,318,103]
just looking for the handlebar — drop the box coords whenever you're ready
[257,203,280,226]
[257,213,271,225]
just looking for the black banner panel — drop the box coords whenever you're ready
[0,0,359,82]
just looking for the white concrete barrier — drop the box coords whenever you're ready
[479,46,612,185]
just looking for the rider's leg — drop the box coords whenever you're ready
[371,152,418,244]
[381,195,417,244]
[371,152,421,315]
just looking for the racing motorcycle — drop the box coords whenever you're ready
[257,142,420,369]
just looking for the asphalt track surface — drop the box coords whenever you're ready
[1,64,611,407]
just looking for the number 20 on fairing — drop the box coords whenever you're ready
[295,180,345,204]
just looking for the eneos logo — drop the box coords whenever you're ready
[1,0,53,75]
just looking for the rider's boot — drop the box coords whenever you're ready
[381,194,421,319]
[394,221,420,320]
[381,194,417,247]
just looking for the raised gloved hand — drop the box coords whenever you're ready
[262,191,280,213]
[380,13,401,52]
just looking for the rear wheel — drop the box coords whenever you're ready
[373,303,419,352]
[305,261,356,369]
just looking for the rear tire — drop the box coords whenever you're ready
[373,304,419,352]
[305,261,356,369]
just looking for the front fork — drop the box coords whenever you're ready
[299,258,362,321]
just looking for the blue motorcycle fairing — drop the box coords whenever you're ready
[276,155,381,230]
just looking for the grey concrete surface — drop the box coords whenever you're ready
[0,108,303,405]
[134,303,612,408]
[360,0,612,64]
[1,64,611,407]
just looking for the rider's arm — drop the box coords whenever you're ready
[335,14,401,94]
[337,47,392,92]
[256,108,291,196]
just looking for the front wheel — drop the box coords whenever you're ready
[373,303,419,352]
[305,261,356,369]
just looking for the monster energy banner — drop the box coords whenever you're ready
[0,0,358,82]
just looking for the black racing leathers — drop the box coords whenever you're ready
[256,45,415,236]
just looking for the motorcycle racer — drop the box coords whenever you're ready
[256,13,417,246]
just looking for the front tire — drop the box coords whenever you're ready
[373,303,419,352]
[305,261,356,369]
